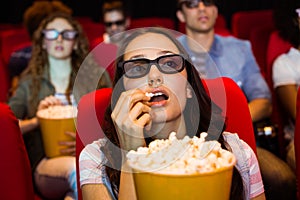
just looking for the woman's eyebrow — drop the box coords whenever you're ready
[128,54,145,60]
[127,50,176,60]
[158,50,175,55]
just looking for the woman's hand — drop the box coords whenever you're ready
[37,95,62,111]
[59,131,76,156]
[111,89,152,151]
[20,96,62,134]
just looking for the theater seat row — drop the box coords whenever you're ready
[0,15,230,103]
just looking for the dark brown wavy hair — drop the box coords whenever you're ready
[102,27,244,199]
[22,12,90,109]
[273,0,300,47]
[23,1,73,39]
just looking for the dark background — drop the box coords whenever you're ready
[0,0,277,29]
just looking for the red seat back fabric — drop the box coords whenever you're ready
[294,87,300,199]
[231,10,275,83]
[75,16,105,45]
[81,22,105,46]
[231,9,274,40]
[0,57,10,102]
[76,88,112,200]
[249,25,275,77]
[129,17,175,30]
[90,43,118,80]
[0,23,24,32]
[0,103,35,200]
[203,77,257,154]
[0,28,31,65]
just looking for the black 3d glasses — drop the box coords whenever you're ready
[118,54,185,79]
[178,0,215,8]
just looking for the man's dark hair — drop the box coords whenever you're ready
[102,0,128,21]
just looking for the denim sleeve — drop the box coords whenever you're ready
[241,42,271,102]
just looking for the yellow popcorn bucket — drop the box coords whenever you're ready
[132,158,236,200]
[37,106,77,158]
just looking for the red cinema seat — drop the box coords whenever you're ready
[231,9,274,40]
[75,16,105,46]
[76,87,112,200]
[231,10,275,79]
[0,23,24,32]
[0,57,10,102]
[90,42,118,80]
[0,28,31,65]
[81,22,105,46]
[249,25,275,77]
[203,77,257,154]
[0,103,35,200]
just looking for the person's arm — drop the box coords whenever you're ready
[248,98,272,123]
[251,193,266,200]
[275,84,297,120]
[18,117,39,134]
[80,140,117,200]
[82,184,113,200]
[272,50,297,121]
[82,170,137,200]
[118,162,137,200]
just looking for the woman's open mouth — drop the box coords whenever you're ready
[146,92,169,106]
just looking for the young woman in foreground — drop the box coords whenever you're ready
[79,27,266,200]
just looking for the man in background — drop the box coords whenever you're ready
[176,0,296,199]
[91,0,130,48]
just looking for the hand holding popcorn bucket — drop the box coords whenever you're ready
[37,105,77,158]
[126,132,236,200]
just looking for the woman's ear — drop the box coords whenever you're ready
[186,85,192,98]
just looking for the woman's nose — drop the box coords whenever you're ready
[56,34,63,42]
[148,65,164,87]
[111,24,118,31]
[198,2,206,10]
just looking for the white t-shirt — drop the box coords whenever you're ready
[273,47,300,89]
